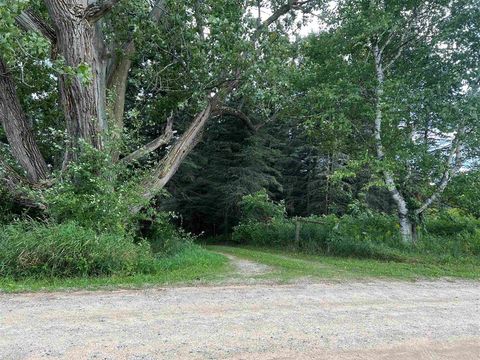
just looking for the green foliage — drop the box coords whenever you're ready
[420,209,480,259]
[239,189,286,223]
[233,209,480,262]
[0,221,155,278]
[0,244,229,293]
[233,214,405,261]
[444,171,480,218]
[43,146,144,234]
[0,189,16,224]
[142,212,193,256]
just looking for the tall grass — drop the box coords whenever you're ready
[0,221,155,278]
[232,211,480,263]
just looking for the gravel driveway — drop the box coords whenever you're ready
[1,280,479,359]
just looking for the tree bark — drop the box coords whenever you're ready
[106,0,167,161]
[373,43,414,244]
[0,58,49,184]
[140,102,213,203]
[44,0,107,167]
[120,113,174,164]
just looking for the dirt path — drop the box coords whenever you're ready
[1,279,479,359]
[218,252,273,277]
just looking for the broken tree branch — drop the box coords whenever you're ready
[120,112,174,164]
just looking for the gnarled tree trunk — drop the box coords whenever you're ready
[44,0,106,167]
[0,58,49,183]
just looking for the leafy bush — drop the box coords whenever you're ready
[233,199,480,262]
[233,214,406,261]
[42,146,144,235]
[425,208,480,236]
[0,221,155,278]
[0,188,15,224]
[142,212,193,256]
[239,189,286,223]
[233,218,296,248]
[410,209,480,259]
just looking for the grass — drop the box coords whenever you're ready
[209,245,480,281]
[2,244,478,294]
[0,245,230,293]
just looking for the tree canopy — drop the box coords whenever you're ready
[0,0,479,244]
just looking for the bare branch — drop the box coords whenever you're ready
[253,0,312,39]
[120,113,174,164]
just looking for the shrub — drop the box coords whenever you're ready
[233,213,406,261]
[142,212,193,256]
[239,189,286,223]
[42,146,144,235]
[424,208,480,237]
[233,218,296,248]
[416,209,480,259]
[0,221,155,278]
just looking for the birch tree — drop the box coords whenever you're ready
[306,0,479,243]
[367,0,478,243]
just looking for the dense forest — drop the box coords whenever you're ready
[1,0,479,280]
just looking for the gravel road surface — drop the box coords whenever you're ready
[1,280,479,359]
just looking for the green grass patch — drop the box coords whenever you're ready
[0,245,229,293]
[210,245,480,281]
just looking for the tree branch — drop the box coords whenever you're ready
[15,9,56,44]
[253,0,312,39]
[215,106,258,132]
[0,156,46,209]
[0,57,50,184]
[133,0,300,209]
[106,0,167,161]
[84,0,123,23]
[415,127,465,215]
[120,112,174,164]
[107,0,167,86]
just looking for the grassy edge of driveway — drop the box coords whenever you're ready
[0,245,231,294]
[209,245,480,281]
[1,244,478,293]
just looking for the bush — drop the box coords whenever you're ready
[425,208,480,236]
[42,146,144,235]
[233,214,406,261]
[0,221,155,278]
[232,208,480,262]
[142,212,193,256]
[239,189,286,223]
[233,218,296,248]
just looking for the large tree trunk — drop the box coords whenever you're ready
[0,58,49,183]
[44,0,106,167]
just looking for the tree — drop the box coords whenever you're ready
[0,0,316,215]
[331,0,480,242]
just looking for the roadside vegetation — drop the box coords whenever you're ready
[211,246,480,281]
[225,191,480,278]
[1,0,479,292]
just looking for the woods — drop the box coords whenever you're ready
[0,0,479,280]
